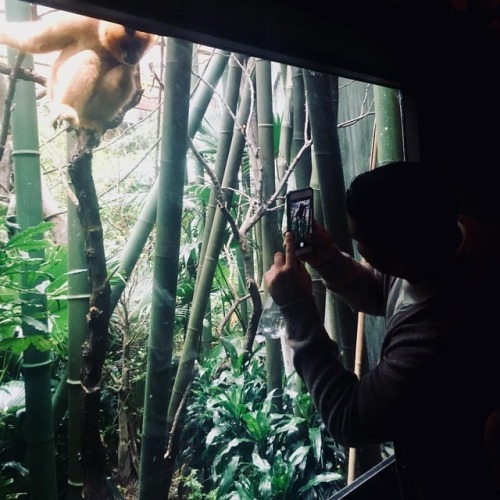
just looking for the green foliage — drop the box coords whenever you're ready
[178,337,346,499]
[0,461,29,499]
[0,383,29,498]
[0,217,68,367]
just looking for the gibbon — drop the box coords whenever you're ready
[0,11,157,138]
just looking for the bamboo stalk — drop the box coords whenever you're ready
[347,122,378,485]
[347,310,365,484]
[139,38,193,499]
[5,2,58,497]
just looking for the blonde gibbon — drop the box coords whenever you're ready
[0,11,157,139]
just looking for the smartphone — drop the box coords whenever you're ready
[286,187,314,256]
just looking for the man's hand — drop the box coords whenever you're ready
[302,220,342,269]
[265,232,313,306]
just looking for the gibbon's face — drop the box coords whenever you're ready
[102,23,156,65]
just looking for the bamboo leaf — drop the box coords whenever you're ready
[5,222,53,250]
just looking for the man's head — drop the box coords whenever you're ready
[345,161,460,281]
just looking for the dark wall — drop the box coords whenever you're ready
[22,0,433,85]
[27,0,500,219]
[406,9,500,220]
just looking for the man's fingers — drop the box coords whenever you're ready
[273,251,285,265]
[284,232,297,267]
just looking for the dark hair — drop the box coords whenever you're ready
[345,161,459,259]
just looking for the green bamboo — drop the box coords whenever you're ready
[308,153,326,322]
[276,66,293,223]
[303,70,357,370]
[109,181,158,310]
[197,53,243,273]
[138,38,193,500]
[197,53,244,357]
[215,66,254,331]
[5,1,57,498]
[50,45,231,443]
[108,50,229,311]
[66,133,89,500]
[247,100,263,281]
[189,50,230,138]
[191,50,205,184]
[235,244,248,329]
[290,67,311,189]
[167,62,253,428]
[373,86,404,163]
[255,58,283,398]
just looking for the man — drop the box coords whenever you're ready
[265,161,500,498]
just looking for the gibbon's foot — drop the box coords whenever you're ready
[51,104,80,132]
[76,128,101,148]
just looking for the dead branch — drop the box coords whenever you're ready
[67,131,112,500]
[216,293,251,335]
[238,137,313,238]
[243,279,262,363]
[0,53,27,163]
[0,61,47,87]
[188,137,240,239]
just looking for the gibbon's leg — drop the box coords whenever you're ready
[49,50,101,132]
[0,13,95,54]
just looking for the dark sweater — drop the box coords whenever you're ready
[280,217,500,499]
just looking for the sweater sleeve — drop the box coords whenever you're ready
[280,295,451,448]
[280,297,365,446]
[316,251,386,316]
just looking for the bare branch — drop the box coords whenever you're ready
[187,137,240,240]
[239,137,313,236]
[0,61,47,87]
[0,53,27,163]
[338,83,375,128]
[216,293,251,335]
[164,379,193,460]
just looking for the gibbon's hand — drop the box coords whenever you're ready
[302,219,343,269]
[265,232,313,307]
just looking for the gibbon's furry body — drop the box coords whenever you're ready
[0,12,156,137]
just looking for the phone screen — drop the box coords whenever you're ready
[286,187,313,256]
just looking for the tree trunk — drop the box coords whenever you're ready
[117,308,139,484]
[67,132,112,499]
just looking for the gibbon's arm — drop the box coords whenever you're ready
[0,12,99,54]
